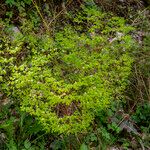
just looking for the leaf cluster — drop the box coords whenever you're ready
[0,6,135,134]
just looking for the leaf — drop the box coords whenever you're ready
[5,0,15,6]
[24,139,31,149]
[6,139,17,150]
[90,133,97,142]
[80,143,88,150]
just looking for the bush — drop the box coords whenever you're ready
[0,5,135,134]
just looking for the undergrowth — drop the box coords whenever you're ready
[0,0,149,149]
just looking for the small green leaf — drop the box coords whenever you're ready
[80,143,88,150]
[24,139,31,149]
[5,0,15,6]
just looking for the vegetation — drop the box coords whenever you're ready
[0,0,149,149]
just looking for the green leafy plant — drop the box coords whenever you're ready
[5,0,31,6]
[1,5,136,135]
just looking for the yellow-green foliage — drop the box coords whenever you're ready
[0,6,135,134]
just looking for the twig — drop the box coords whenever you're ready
[32,0,49,32]
[139,139,145,150]
[48,0,73,27]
